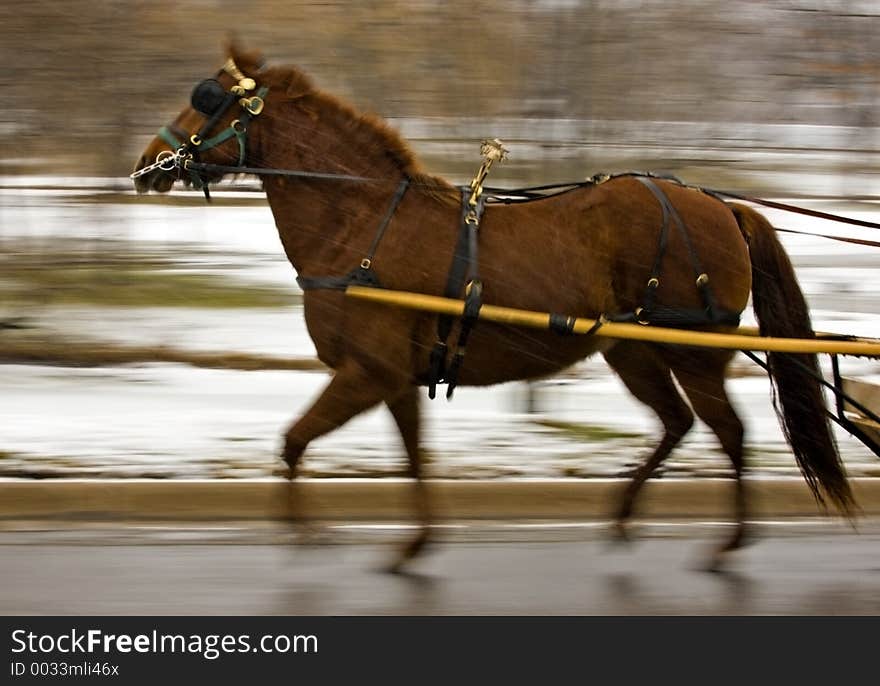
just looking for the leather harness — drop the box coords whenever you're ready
[295,171,742,398]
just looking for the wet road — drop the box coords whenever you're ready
[2,521,879,615]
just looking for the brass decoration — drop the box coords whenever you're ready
[466,138,508,213]
[240,96,264,115]
[223,58,256,92]
[223,58,246,81]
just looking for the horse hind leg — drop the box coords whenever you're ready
[669,351,747,570]
[603,342,695,542]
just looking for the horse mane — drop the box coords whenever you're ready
[258,64,457,202]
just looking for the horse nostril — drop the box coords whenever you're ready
[133,156,151,193]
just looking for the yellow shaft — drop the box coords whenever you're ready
[345,285,880,357]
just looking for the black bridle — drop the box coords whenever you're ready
[130,58,268,201]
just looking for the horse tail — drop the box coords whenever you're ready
[729,202,854,515]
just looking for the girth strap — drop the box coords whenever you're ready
[427,188,486,399]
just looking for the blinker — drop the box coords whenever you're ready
[190,79,228,116]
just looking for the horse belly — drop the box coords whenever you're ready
[453,323,613,386]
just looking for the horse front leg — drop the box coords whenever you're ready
[282,360,405,537]
[385,385,432,572]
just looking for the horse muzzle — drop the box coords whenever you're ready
[132,148,181,194]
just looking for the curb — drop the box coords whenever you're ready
[1,478,879,521]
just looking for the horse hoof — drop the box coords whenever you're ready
[607,521,632,548]
[384,558,408,575]
[711,525,753,560]
[700,539,746,574]
[281,438,305,472]
[281,467,296,481]
[701,549,736,574]
[384,531,431,574]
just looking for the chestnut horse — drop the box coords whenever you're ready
[133,43,853,570]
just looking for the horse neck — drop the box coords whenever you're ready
[252,100,411,276]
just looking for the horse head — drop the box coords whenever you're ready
[132,41,268,194]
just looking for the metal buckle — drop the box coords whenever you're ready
[240,96,264,116]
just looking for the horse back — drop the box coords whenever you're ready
[477,176,752,321]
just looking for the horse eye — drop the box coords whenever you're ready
[190,79,227,116]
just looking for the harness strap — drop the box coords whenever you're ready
[443,194,486,399]
[362,178,411,269]
[625,176,738,328]
[444,279,481,399]
[180,162,375,184]
[549,314,578,335]
[159,125,208,192]
[710,189,880,231]
[295,265,381,292]
[296,177,410,291]
[548,313,608,336]
[158,125,187,150]
[158,86,271,202]
[197,86,269,164]
[634,178,671,316]
[189,90,239,202]
[427,188,474,398]
[609,306,741,328]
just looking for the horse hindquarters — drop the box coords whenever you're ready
[729,203,854,514]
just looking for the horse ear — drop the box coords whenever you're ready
[224,35,266,75]
[284,69,313,100]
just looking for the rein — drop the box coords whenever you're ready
[182,160,378,185]
[707,189,880,231]
[162,153,880,239]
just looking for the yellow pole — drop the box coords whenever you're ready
[345,285,880,357]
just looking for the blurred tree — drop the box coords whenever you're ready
[0,0,877,177]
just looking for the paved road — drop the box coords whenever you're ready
[2,521,879,615]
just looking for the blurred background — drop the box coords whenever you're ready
[1,0,880,481]
[2,0,879,184]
